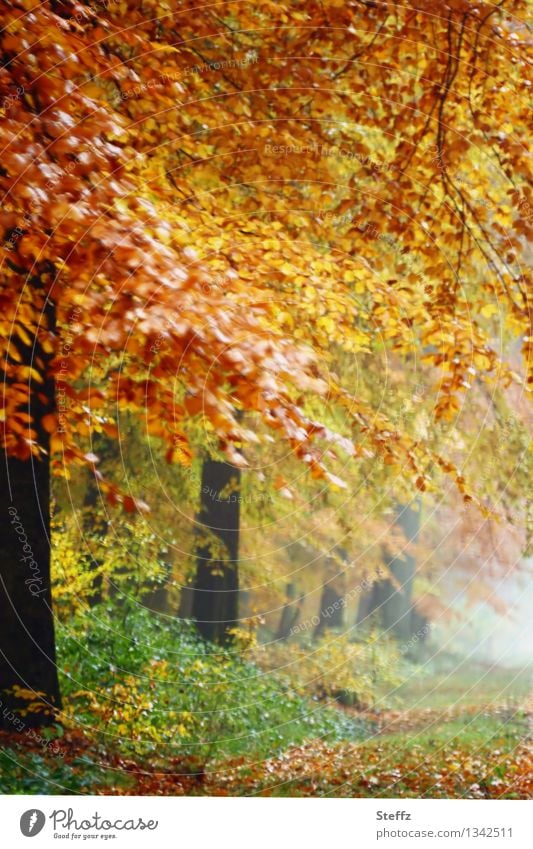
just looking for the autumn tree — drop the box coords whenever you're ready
[0,0,358,723]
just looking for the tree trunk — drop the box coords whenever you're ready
[379,501,420,640]
[0,292,61,728]
[314,549,347,638]
[356,501,420,640]
[314,583,345,638]
[192,459,240,644]
[275,583,303,640]
[356,579,381,626]
[178,581,194,622]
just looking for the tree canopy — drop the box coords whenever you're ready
[1,0,530,508]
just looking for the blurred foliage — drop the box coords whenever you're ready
[51,508,168,617]
[251,632,404,708]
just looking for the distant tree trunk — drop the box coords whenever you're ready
[356,579,382,626]
[379,502,420,640]
[143,560,172,613]
[408,607,430,657]
[192,459,240,644]
[275,583,303,640]
[0,291,61,727]
[356,501,420,640]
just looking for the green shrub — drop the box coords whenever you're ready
[58,602,370,764]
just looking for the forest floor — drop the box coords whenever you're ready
[203,704,532,798]
[1,665,531,798]
[199,666,533,798]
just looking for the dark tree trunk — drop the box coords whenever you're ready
[356,501,420,640]
[192,459,240,644]
[275,583,303,640]
[314,583,345,638]
[178,581,194,622]
[379,502,420,640]
[356,579,380,626]
[0,292,61,728]
[314,549,347,638]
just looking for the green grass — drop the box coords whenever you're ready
[363,711,527,755]
[0,748,131,795]
[390,659,531,711]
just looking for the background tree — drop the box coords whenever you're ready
[192,458,241,644]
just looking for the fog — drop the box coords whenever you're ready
[431,558,533,670]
